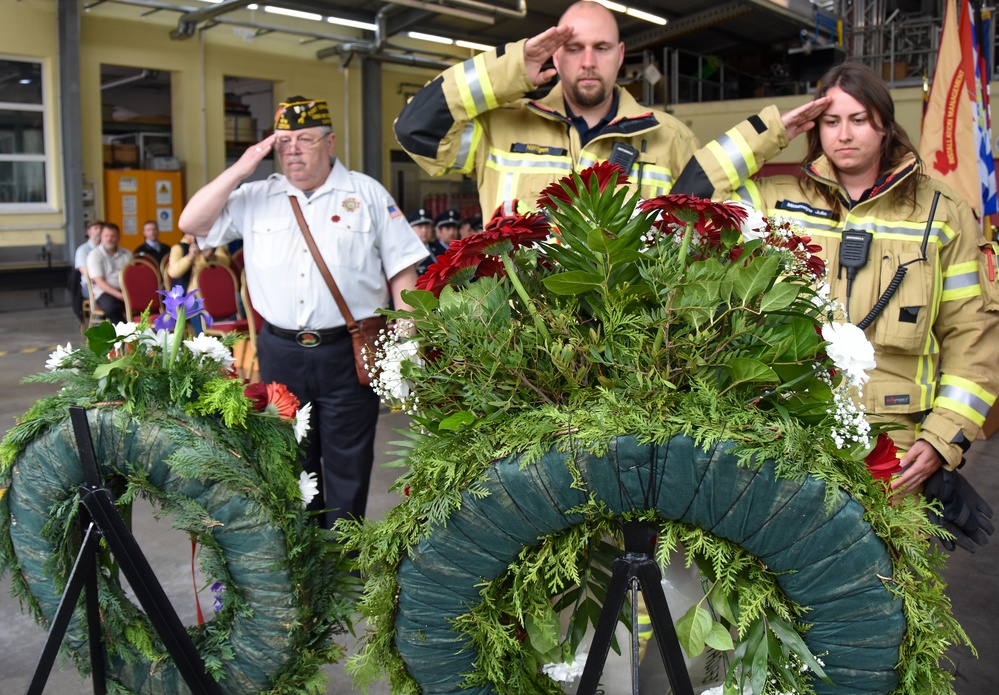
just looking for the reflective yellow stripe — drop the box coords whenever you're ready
[454,58,478,118]
[449,121,480,173]
[485,148,573,176]
[936,374,994,425]
[473,53,498,110]
[706,139,741,191]
[941,260,982,301]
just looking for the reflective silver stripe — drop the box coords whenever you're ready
[919,352,935,410]
[714,132,753,182]
[939,383,992,418]
[461,58,488,116]
[453,122,476,172]
[486,150,573,173]
[841,219,950,243]
[943,269,980,293]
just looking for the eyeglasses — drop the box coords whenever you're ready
[275,134,327,151]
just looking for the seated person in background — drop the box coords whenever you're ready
[73,221,103,323]
[86,222,131,324]
[434,209,461,248]
[410,207,446,276]
[133,220,168,264]
[167,233,230,334]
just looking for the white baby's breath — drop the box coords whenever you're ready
[183,334,236,368]
[45,342,74,371]
[294,402,312,443]
[371,329,423,412]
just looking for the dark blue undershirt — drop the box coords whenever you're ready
[565,89,620,147]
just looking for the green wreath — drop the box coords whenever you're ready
[2,407,349,695]
[394,434,904,695]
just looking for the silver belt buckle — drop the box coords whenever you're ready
[295,330,321,347]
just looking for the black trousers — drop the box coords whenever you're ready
[258,327,380,529]
[95,293,126,324]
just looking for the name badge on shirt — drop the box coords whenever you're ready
[511,143,568,156]
[776,199,836,220]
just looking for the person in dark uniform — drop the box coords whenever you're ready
[434,208,461,249]
[411,207,446,276]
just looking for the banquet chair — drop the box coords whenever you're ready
[192,262,249,338]
[229,248,245,289]
[240,270,262,376]
[132,253,161,278]
[83,272,107,329]
[159,254,175,290]
[119,259,163,322]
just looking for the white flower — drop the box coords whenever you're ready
[183,334,236,368]
[140,327,172,352]
[113,321,140,350]
[541,650,587,683]
[821,322,876,385]
[45,342,74,371]
[294,402,312,443]
[730,202,767,241]
[298,470,319,507]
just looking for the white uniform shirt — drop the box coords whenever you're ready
[86,245,132,299]
[75,239,97,296]
[204,159,427,331]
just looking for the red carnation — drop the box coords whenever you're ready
[537,161,629,210]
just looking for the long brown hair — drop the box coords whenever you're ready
[803,61,921,210]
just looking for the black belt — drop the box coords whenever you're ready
[266,323,349,347]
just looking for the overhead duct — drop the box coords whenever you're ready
[101,68,155,90]
[172,0,256,40]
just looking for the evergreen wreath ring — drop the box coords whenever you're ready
[395,434,905,695]
[4,408,335,695]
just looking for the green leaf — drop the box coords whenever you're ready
[759,282,800,312]
[542,270,604,295]
[676,604,713,657]
[400,288,439,314]
[438,411,476,431]
[93,354,132,380]
[85,321,117,357]
[704,621,734,651]
[769,615,832,683]
[524,606,561,655]
[732,254,779,302]
[750,624,769,694]
[724,358,778,384]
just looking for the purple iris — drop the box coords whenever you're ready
[210,581,225,612]
[154,285,214,331]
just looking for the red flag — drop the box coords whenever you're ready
[920,0,998,217]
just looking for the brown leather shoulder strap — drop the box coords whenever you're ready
[289,195,357,330]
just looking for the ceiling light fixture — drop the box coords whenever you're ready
[328,16,378,31]
[408,31,453,45]
[626,7,667,25]
[594,0,667,26]
[263,6,321,21]
[455,39,493,52]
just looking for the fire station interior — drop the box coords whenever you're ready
[2,0,998,693]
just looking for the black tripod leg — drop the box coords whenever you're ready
[575,556,633,695]
[80,486,223,695]
[84,545,107,695]
[25,522,102,695]
[636,562,695,695]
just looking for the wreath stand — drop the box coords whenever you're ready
[25,406,222,695]
[576,521,694,695]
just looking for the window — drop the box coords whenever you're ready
[0,58,48,207]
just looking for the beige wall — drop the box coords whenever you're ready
[0,0,990,252]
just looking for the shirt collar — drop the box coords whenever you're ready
[267,158,354,197]
[564,89,620,145]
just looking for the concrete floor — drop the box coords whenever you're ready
[1,298,997,694]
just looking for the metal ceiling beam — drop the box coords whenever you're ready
[173,0,254,39]
[626,2,754,51]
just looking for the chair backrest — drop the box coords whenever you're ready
[83,271,106,325]
[159,254,173,290]
[240,270,263,343]
[133,253,161,278]
[120,259,163,320]
[229,248,245,286]
[193,262,241,320]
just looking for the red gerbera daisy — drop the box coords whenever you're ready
[537,161,629,210]
[639,194,748,230]
[416,248,489,298]
[865,433,901,483]
[451,212,552,259]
